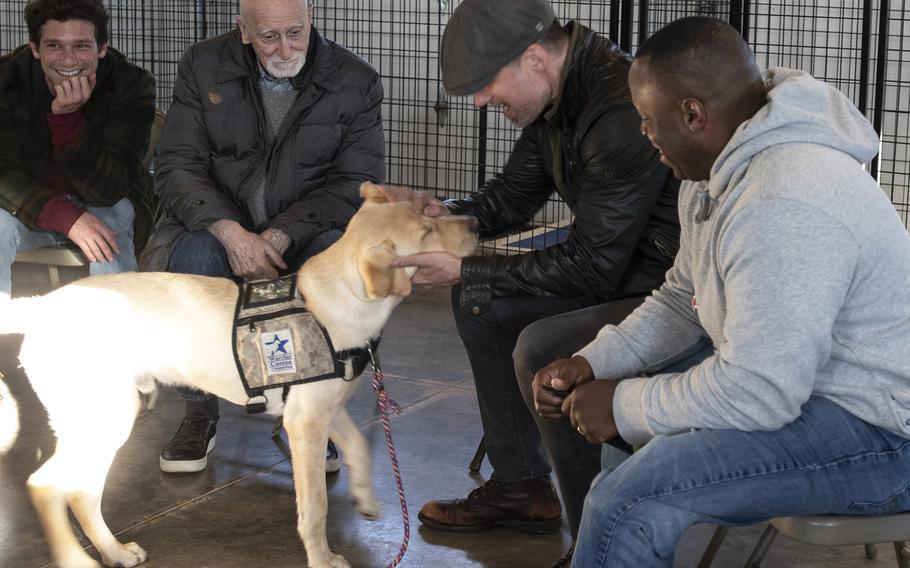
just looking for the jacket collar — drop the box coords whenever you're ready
[213,27,341,93]
[543,21,595,129]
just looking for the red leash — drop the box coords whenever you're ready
[368,345,410,567]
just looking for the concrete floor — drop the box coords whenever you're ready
[0,263,902,568]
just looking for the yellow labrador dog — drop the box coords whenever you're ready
[0,182,477,568]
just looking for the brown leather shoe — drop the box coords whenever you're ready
[418,478,562,533]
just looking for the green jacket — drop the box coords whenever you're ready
[0,45,156,251]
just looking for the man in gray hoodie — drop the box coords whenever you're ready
[529,17,910,566]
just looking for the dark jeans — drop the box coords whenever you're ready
[451,284,603,483]
[512,297,646,538]
[169,228,343,405]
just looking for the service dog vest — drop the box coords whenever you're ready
[232,276,376,413]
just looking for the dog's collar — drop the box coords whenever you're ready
[335,337,382,379]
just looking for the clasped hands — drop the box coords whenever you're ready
[209,220,289,281]
[533,355,622,445]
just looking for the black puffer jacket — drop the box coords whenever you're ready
[141,28,384,271]
[451,22,679,314]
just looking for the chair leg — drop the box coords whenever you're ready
[469,436,485,473]
[894,541,910,568]
[744,524,779,568]
[696,526,730,568]
[865,543,877,559]
[47,265,61,289]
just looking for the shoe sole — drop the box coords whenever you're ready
[325,457,341,474]
[417,511,562,534]
[159,435,216,473]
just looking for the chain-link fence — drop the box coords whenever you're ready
[2,0,907,239]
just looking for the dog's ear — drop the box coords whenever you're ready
[360,182,388,204]
[358,239,412,299]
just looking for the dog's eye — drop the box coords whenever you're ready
[420,225,434,239]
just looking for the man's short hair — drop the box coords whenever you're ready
[635,16,737,74]
[25,0,109,46]
[536,20,570,54]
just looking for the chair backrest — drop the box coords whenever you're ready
[142,108,167,174]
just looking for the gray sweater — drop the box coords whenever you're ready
[577,68,910,446]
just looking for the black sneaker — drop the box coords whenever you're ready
[325,440,341,474]
[159,413,218,473]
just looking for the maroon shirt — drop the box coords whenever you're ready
[35,110,86,235]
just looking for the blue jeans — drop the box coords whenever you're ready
[0,197,137,295]
[572,396,910,567]
[168,228,343,403]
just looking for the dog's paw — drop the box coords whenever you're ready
[101,542,147,568]
[58,557,102,568]
[311,553,351,568]
[354,494,380,520]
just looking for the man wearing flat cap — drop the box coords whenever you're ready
[391,0,680,558]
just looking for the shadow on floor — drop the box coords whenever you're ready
[0,263,897,567]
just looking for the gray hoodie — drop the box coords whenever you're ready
[577,68,910,446]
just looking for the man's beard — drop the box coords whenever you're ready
[265,56,304,78]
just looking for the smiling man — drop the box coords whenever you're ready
[143,0,384,476]
[528,17,910,566]
[0,0,156,297]
[399,1,679,562]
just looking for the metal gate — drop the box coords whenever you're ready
[1,0,906,237]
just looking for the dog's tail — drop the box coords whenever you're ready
[0,375,20,454]
[0,295,36,335]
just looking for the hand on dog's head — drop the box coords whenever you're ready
[354,182,478,299]
[371,182,449,218]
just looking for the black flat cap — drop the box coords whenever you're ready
[441,0,557,96]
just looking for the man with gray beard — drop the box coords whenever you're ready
[142,0,384,475]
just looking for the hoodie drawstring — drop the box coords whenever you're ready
[695,190,718,223]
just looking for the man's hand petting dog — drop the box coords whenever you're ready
[379,184,466,286]
[533,355,595,421]
[377,184,450,217]
[391,251,462,286]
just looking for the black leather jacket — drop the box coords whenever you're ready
[450,22,680,314]
[141,28,384,271]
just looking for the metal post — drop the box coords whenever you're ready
[637,0,650,49]
[859,0,874,116]
[742,0,751,43]
[609,0,620,44]
[476,106,488,189]
[729,0,744,35]
[619,0,633,53]
[871,0,890,180]
[197,0,208,41]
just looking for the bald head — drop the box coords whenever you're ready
[635,17,763,117]
[628,17,768,181]
[240,0,309,19]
